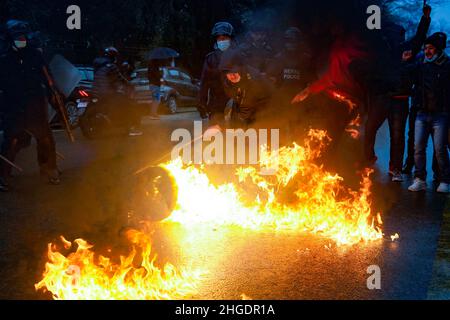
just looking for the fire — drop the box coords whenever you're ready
[327,89,361,139]
[35,231,203,300]
[163,129,383,245]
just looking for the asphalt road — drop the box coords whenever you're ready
[0,110,448,300]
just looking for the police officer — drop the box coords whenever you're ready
[268,27,313,102]
[92,47,143,136]
[0,20,59,192]
[266,27,313,140]
[198,21,234,123]
[237,20,274,74]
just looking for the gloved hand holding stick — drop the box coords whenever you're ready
[42,66,75,143]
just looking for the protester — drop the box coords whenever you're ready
[0,20,59,192]
[403,32,450,193]
[363,6,431,182]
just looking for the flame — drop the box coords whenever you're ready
[35,230,203,300]
[327,89,361,139]
[163,129,383,245]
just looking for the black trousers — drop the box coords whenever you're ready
[1,95,56,178]
[364,95,409,171]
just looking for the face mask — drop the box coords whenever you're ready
[217,40,231,52]
[14,40,27,49]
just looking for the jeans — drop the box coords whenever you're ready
[414,112,450,183]
[364,95,409,171]
[404,109,417,169]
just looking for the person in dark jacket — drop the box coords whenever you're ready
[266,27,313,141]
[364,5,431,182]
[404,32,450,193]
[237,21,273,74]
[220,48,274,127]
[92,47,144,136]
[198,21,235,123]
[0,20,59,192]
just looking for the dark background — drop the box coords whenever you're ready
[0,0,384,76]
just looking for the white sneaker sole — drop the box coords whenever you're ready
[408,186,427,192]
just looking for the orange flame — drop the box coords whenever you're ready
[35,230,203,300]
[163,129,383,245]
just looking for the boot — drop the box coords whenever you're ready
[40,165,61,185]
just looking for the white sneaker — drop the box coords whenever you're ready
[391,171,404,182]
[437,183,450,193]
[408,178,427,192]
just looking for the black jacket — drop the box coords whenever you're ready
[92,57,124,98]
[370,15,431,96]
[237,36,273,73]
[266,46,313,93]
[199,49,230,114]
[223,65,274,122]
[0,47,49,114]
[403,53,450,113]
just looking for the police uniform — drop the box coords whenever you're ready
[0,46,57,180]
[199,49,230,119]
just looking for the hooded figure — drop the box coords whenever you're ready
[219,48,274,126]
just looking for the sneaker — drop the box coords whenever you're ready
[0,177,9,192]
[408,178,427,192]
[392,171,404,182]
[128,127,144,137]
[437,182,450,193]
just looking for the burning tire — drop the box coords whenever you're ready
[126,166,178,225]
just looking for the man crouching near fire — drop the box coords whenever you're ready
[403,32,450,193]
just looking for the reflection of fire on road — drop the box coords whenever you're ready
[164,129,383,246]
[35,230,203,300]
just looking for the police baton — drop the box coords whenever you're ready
[42,66,75,143]
[0,154,23,172]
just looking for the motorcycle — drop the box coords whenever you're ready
[78,88,143,139]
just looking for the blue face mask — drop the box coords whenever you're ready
[14,40,27,49]
[217,40,231,52]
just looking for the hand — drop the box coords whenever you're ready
[402,50,413,62]
[291,88,310,104]
[423,5,431,18]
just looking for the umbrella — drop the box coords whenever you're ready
[145,47,180,60]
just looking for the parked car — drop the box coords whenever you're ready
[130,67,200,114]
[50,66,94,128]
[64,66,94,128]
